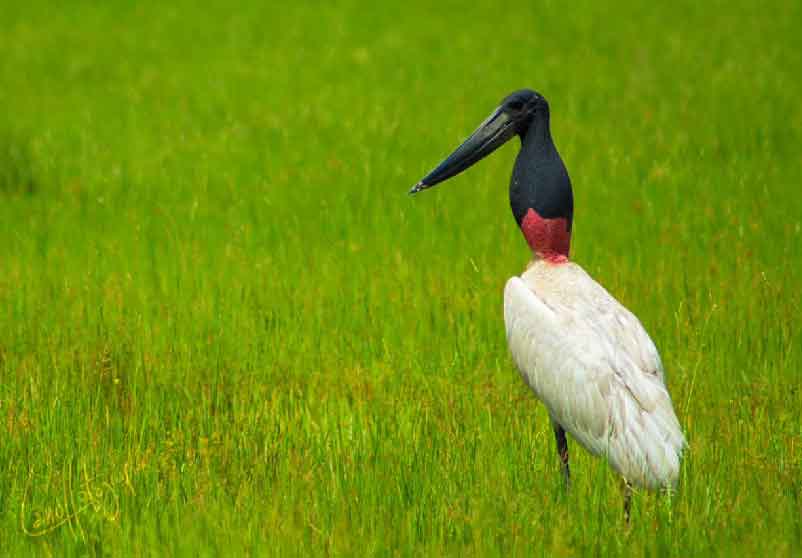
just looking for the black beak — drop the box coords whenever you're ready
[410,106,517,194]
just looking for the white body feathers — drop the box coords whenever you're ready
[504,260,685,489]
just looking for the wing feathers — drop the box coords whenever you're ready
[504,265,685,489]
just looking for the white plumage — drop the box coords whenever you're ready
[504,260,685,489]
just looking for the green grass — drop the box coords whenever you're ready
[1,0,801,555]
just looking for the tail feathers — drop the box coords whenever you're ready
[607,398,685,489]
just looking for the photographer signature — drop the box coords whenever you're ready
[21,464,133,540]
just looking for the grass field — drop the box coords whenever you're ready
[2,1,802,555]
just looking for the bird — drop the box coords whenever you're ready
[409,89,685,519]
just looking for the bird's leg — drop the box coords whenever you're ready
[622,479,633,524]
[552,422,570,487]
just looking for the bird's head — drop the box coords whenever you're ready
[409,89,549,193]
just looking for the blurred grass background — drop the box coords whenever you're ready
[1,0,801,555]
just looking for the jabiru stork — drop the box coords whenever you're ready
[410,89,685,518]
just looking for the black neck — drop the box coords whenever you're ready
[509,111,573,230]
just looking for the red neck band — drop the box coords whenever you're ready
[520,208,571,263]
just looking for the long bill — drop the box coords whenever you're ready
[409,106,517,194]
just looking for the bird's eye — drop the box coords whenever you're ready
[508,100,525,111]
